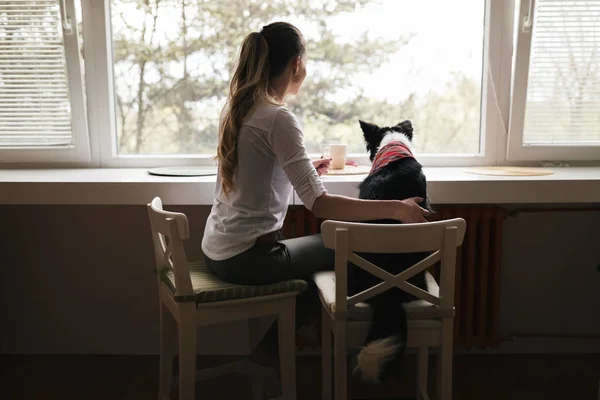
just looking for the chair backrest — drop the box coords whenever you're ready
[321,218,466,316]
[147,197,194,299]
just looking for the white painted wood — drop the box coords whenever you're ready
[345,251,443,308]
[14,0,509,168]
[322,219,466,254]
[438,318,454,400]
[3,167,600,205]
[159,303,176,400]
[321,306,332,400]
[507,0,600,162]
[49,0,511,168]
[317,219,466,400]
[417,347,429,400]
[148,197,302,400]
[0,0,91,164]
[485,0,515,166]
[177,307,197,400]
[278,297,297,400]
[333,319,347,400]
[333,227,349,400]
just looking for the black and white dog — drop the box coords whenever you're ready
[350,119,432,383]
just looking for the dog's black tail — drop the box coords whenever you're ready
[352,290,408,383]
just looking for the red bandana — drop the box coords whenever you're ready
[369,142,414,175]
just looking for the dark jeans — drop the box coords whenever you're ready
[205,234,334,361]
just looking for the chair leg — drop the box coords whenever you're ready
[437,318,453,400]
[248,317,265,400]
[321,307,332,400]
[333,318,347,400]
[278,298,297,400]
[416,347,429,400]
[159,303,176,400]
[178,307,198,400]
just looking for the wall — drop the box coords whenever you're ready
[1,205,599,355]
[499,208,600,351]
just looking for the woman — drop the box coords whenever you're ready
[202,22,430,397]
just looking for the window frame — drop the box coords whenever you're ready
[0,0,91,165]
[82,0,514,168]
[507,0,600,162]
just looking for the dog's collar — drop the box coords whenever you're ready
[369,142,414,175]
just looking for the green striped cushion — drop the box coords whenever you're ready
[161,261,308,303]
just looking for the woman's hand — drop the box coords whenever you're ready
[312,158,331,176]
[394,197,431,223]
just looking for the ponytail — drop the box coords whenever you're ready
[217,32,275,196]
[217,22,306,196]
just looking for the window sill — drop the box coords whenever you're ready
[0,167,599,205]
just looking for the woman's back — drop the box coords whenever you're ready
[202,104,325,261]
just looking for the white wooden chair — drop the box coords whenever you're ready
[147,197,307,400]
[314,218,466,400]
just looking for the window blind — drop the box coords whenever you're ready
[522,0,600,145]
[0,0,73,148]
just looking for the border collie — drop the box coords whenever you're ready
[349,119,432,383]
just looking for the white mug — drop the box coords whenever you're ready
[329,144,347,169]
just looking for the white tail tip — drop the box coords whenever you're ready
[352,336,403,383]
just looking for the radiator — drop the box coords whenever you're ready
[283,205,508,349]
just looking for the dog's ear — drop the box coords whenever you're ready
[359,120,383,162]
[395,120,414,141]
[359,120,380,138]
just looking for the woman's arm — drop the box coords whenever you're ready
[268,109,429,223]
[312,193,430,223]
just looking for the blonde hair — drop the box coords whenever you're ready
[217,22,305,196]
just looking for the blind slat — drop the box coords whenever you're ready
[523,0,600,145]
[1,116,71,119]
[0,0,73,148]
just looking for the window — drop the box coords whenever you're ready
[20,0,600,167]
[508,0,600,161]
[0,0,89,164]
[101,0,506,167]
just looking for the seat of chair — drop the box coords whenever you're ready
[313,270,440,321]
[161,261,308,303]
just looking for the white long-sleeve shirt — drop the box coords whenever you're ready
[201,105,327,261]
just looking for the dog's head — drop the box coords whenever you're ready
[359,119,414,162]
[358,119,433,213]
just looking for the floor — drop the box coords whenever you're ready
[1,354,599,400]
